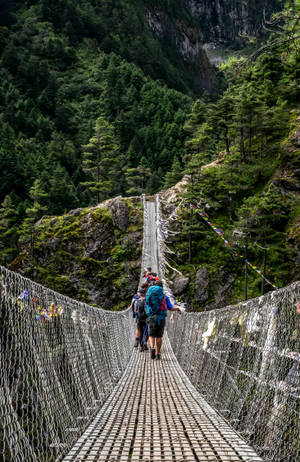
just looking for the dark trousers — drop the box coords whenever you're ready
[137,320,146,345]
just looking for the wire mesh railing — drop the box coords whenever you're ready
[1,193,299,462]
[0,265,134,462]
[167,283,300,461]
[156,193,300,460]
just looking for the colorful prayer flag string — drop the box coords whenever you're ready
[192,205,279,290]
[35,302,64,321]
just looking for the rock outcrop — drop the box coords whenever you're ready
[194,267,210,305]
[183,0,280,46]
[171,275,190,295]
[11,197,143,310]
[206,266,235,310]
[146,6,218,94]
[145,1,279,93]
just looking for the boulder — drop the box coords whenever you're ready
[108,197,129,232]
[207,266,235,310]
[194,267,210,304]
[172,275,190,295]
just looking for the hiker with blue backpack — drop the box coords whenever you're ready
[146,280,181,360]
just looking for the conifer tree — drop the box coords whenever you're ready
[81,117,118,204]
[49,164,78,214]
[145,169,164,194]
[19,180,48,259]
[0,194,18,264]
[183,159,205,263]
[125,165,151,196]
[184,99,207,135]
[164,156,183,189]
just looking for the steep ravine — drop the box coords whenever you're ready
[145,0,280,91]
[183,0,280,46]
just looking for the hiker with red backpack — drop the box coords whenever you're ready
[143,267,160,285]
[143,267,152,280]
[146,280,181,360]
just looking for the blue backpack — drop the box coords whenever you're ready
[146,286,164,318]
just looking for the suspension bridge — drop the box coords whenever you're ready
[0,197,299,462]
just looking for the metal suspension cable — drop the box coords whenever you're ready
[156,194,186,311]
[192,205,279,290]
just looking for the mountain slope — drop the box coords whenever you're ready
[11,196,143,310]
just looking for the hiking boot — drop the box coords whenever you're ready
[156,354,161,360]
[134,340,139,348]
[143,344,148,351]
[150,348,156,360]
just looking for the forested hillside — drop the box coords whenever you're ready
[0,0,299,308]
[0,0,198,264]
[162,2,300,306]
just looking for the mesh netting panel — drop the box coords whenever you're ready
[167,283,300,461]
[0,265,134,462]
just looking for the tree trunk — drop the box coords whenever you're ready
[188,174,194,264]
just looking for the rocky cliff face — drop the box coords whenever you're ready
[11,197,143,310]
[145,0,279,92]
[146,6,218,93]
[183,0,280,46]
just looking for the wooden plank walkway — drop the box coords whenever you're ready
[63,336,263,462]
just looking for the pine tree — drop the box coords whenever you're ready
[0,194,18,264]
[164,156,183,189]
[125,165,151,196]
[81,117,118,204]
[209,92,235,156]
[19,180,48,259]
[49,163,78,214]
[183,99,207,135]
[145,169,164,194]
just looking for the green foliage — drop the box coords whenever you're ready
[125,165,151,196]
[164,157,183,189]
[19,180,48,259]
[81,116,118,204]
[0,1,193,263]
[0,0,298,311]
[167,7,300,305]
[0,194,19,264]
[11,198,143,309]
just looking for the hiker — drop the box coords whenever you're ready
[143,267,152,279]
[134,288,148,351]
[151,272,159,282]
[131,281,149,347]
[146,280,181,360]
[143,267,159,284]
